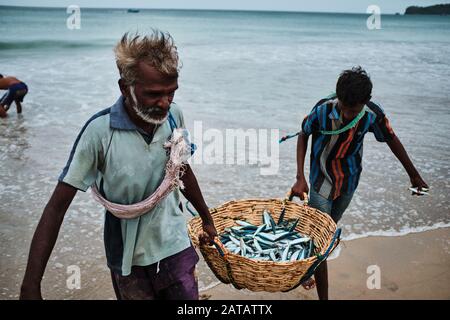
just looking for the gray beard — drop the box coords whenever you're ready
[130,86,169,125]
[132,104,168,125]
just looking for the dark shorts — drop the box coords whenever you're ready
[1,82,28,106]
[309,188,354,223]
[110,245,200,300]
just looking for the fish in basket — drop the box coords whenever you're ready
[188,195,342,292]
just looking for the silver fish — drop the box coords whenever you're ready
[235,220,256,227]
[299,249,306,260]
[263,210,272,227]
[288,219,299,232]
[290,237,311,245]
[269,250,277,261]
[253,238,263,252]
[281,244,291,261]
[290,249,302,261]
[229,235,241,246]
[253,224,265,237]
[240,238,246,256]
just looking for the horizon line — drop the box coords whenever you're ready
[0,4,404,15]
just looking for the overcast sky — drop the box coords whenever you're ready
[0,0,444,14]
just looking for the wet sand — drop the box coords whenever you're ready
[202,227,450,300]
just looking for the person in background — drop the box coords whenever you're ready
[0,74,28,118]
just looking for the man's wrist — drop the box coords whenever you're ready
[199,210,214,225]
[201,217,214,226]
[407,168,420,180]
[296,174,306,182]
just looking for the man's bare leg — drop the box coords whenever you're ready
[314,260,328,300]
[15,99,22,114]
[0,104,7,118]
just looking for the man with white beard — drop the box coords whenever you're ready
[20,30,217,300]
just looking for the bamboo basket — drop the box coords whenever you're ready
[188,196,341,292]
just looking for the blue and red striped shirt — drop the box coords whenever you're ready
[301,96,395,200]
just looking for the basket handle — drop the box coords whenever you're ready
[278,190,309,225]
[303,228,342,279]
[282,227,342,292]
[202,236,226,257]
[285,190,309,206]
[199,235,242,289]
[319,227,341,259]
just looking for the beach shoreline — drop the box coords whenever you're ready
[200,227,450,300]
[2,227,448,300]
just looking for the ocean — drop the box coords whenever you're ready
[0,6,449,297]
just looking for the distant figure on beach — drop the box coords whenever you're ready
[20,30,217,300]
[291,66,429,300]
[0,74,28,118]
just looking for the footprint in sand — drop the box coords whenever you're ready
[385,281,399,292]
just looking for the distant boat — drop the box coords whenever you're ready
[127,9,140,13]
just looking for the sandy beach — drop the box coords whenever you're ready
[201,227,450,300]
[2,227,447,300]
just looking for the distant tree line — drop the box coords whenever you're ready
[405,4,450,15]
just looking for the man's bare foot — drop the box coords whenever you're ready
[301,277,316,290]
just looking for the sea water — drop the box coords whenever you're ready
[1,6,449,296]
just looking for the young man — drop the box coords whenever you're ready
[0,74,28,118]
[291,66,429,300]
[20,31,217,300]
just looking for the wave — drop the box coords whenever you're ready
[0,40,112,50]
[341,221,450,241]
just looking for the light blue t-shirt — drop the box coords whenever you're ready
[59,96,192,276]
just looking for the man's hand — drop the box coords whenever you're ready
[291,177,309,200]
[20,284,42,300]
[387,136,429,196]
[199,221,218,246]
[410,175,429,196]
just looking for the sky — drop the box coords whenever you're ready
[0,0,445,14]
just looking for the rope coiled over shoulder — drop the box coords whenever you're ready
[91,128,192,219]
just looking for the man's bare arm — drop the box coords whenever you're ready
[291,132,310,200]
[20,181,78,299]
[386,135,429,193]
[180,164,217,244]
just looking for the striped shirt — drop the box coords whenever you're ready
[301,96,395,200]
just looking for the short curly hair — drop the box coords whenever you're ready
[114,30,180,85]
[336,66,372,108]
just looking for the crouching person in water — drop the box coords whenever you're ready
[20,30,217,300]
[0,74,28,118]
[291,66,428,300]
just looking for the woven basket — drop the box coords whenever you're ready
[188,197,341,292]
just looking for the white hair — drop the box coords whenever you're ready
[114,30,180,84]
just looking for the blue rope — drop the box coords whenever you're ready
[279,131,300,144]
[185,200,198,217]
